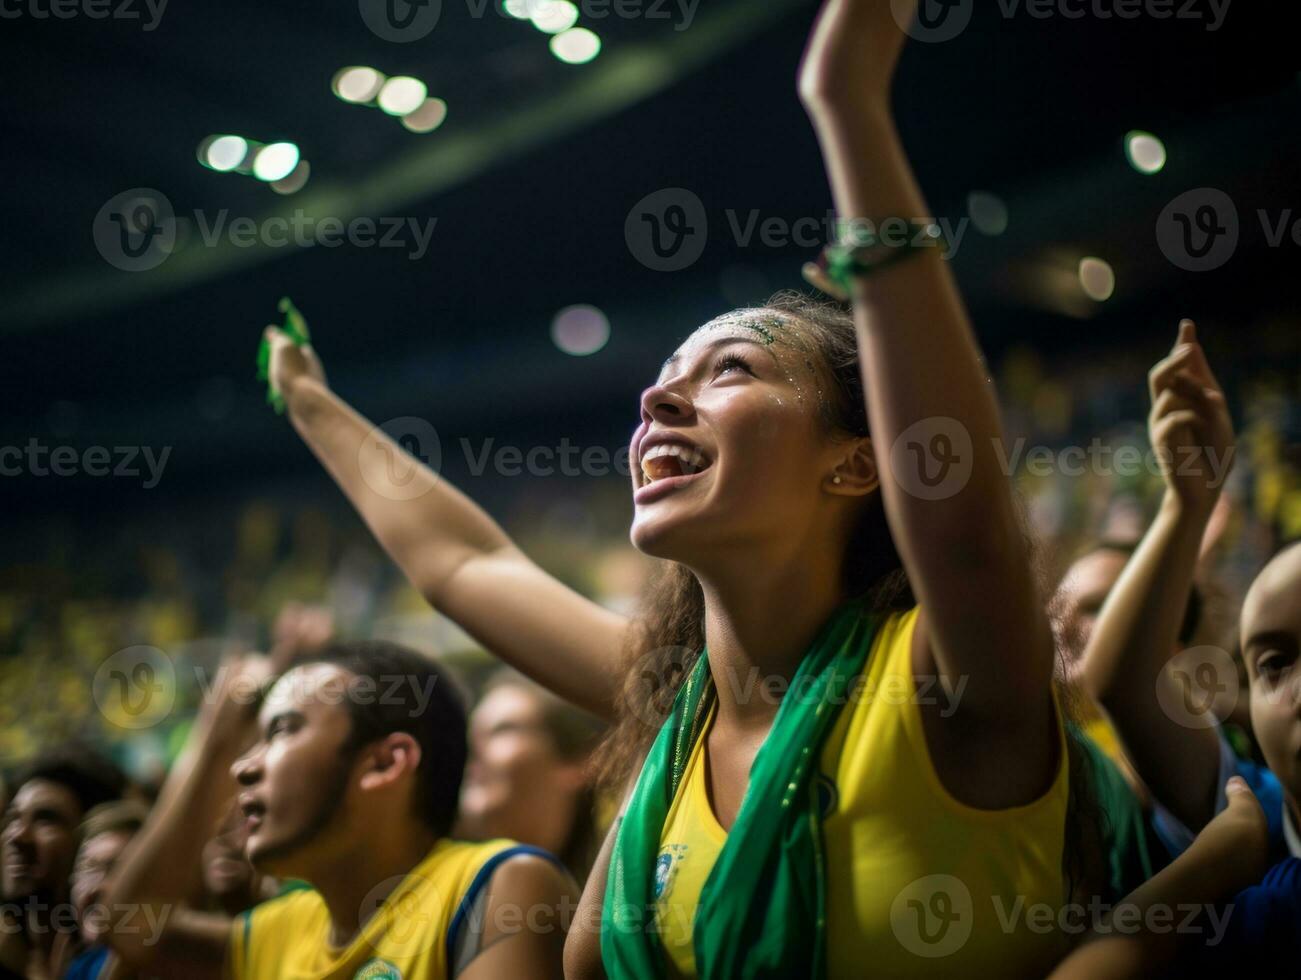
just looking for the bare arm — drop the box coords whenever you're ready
[457,855,578,980]
[103,656,269,978]
[799,1,1054,736]
[562,818,616,980]
[1079,322,1232,831]
[1048,777,1266,979]
[563,775,641,980]
[267,329,627,719]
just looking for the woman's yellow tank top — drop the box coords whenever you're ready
[654,606,1071,978]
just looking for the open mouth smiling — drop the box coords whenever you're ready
[635,436,714,501]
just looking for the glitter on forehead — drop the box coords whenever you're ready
[700,309,793,346]
[692,308,830,407]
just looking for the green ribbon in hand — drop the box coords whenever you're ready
[256,296,311,414]
[602,602,879,979]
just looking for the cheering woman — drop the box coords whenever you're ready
[262,1,1096,975]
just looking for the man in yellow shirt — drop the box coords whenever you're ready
[105,640,576,979]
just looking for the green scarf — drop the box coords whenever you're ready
[602,603,880,979]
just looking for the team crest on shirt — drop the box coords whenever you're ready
[354,959,402,980]
[654,844,689,899]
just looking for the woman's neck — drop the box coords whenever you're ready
[697,548,847,731]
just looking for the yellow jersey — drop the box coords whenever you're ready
[226,838,521,980]
[654,606,1072,978]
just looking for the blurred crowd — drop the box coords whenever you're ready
[0,316,1298,978]
[3,328,1296,780]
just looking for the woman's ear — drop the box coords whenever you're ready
[358,732,423,793]
[825,436,879,496]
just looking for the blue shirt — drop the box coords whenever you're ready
[1150,731,1288,863]
[63,945,109,980]
[1181,857,1301,973]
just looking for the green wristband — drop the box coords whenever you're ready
[802,220,947,300]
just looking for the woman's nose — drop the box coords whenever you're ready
[639,383,695,426]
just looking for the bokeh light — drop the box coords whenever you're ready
[377,76,427,116]
[401,97,449,134]
[1078,257,1116,302]
[532,1,579,34]
[201,135,249,172]
[251,142,300,182]
[1125,131,1167,175]
[551,305,610,356]
[333,66,385,105]
[270,160,311,195]
[967,191,1009,236]
[550,27,601,64]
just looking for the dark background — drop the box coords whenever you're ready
[2,0,1298,513]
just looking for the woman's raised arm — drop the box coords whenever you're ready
[265,326,627,719]
[799,1,1056,736]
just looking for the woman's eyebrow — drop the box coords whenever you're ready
[659,335,777,377]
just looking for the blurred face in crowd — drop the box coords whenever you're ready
[70,829,134,944]
[231,663,364,876]
[201,805,257,904]
[460,684,584,842]
[1240,543,1301,816]
[1055,547,1129,659]
[1,780,82,901]
[630,311,867,565]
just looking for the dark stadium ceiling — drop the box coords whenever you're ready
[0,0,1298,505]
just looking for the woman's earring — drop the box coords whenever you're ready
[832,475,842,485]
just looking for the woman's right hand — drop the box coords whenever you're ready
[264,324,327,409]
